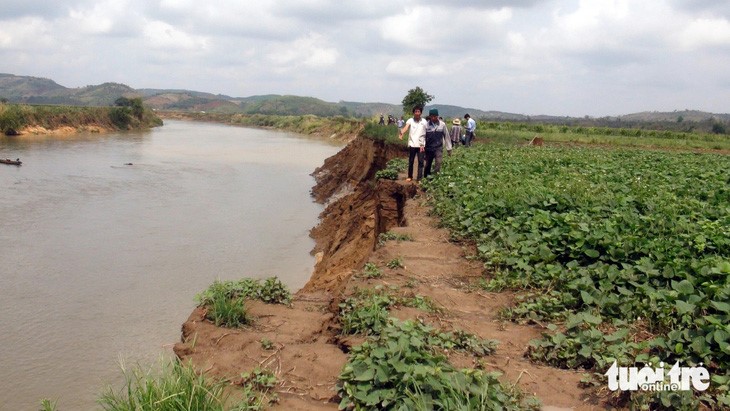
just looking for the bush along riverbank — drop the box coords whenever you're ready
[0,100,162,135]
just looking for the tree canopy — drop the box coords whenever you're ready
[401,86,434,115]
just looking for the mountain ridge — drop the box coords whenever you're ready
[2,73,729,124]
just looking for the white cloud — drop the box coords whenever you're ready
[385,59,447,77]
[0,17,56,50]
[2,0,730,116]
[266,33,338,71]
[678,18,730,50]
[142,20,208,51]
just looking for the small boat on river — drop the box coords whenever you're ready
[1,158,22,165]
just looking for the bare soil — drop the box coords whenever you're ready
[174,136,607,410]
[19,124,112,135]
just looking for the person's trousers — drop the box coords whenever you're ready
[407,147,424,180]
[424,149,443,178]
[465,131,475,146]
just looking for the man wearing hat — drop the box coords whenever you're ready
[450,118,463,148]
[423,108,452,178]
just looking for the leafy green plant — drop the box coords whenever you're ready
[339,289,441,335]
[386,256,404,269]
[374,168,399,180]
[339,290,395,335]
[197,277,292,328]
[375,158,409,180]
[360,262,383,279]
[196,277,291,306]
[237,368,279,409]
[258,277,292,305]
[422,145,730,406]
[338,319,517,410]
[260,338,274,350]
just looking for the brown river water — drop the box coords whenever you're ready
[0,120,342,410]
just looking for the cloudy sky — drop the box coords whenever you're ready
[1,0,729,116]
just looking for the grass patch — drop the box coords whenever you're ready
[196,277,292,306]
[97,359,269,411]
[361,122,404,145]
[196,277,292,328]
[377,230,413,247]
[39,399,57,411]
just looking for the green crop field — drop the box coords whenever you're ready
[424,145,730,408]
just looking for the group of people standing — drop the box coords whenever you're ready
[398,106,477,182]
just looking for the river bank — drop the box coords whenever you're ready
[173,135,597,410]
[0,102,162,136]
[156,111,363,143]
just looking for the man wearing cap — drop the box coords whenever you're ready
[464,113,477,147]
[424,108,452,178]
[399,106,427,182]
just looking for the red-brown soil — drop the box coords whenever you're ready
[174,136,606,410]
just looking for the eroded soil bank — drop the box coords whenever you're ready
[173,136,598,410]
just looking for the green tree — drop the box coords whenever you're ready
[401,86,434,115]
[114,97,132,107]
[711,122,726,134]
[129,97,144,119]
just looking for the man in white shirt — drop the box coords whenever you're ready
[398,106,427,182]
[464,113,477,147]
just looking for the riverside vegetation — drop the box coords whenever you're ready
[0,99,162,135]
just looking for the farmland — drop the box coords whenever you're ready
[423,144,730,408]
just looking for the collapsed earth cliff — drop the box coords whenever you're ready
[173,135,591,410]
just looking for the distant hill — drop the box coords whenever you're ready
[0,73,139,106]
[1,73,729,126]
[618,110,730,123]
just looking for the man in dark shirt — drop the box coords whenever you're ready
[423,108,452,178]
